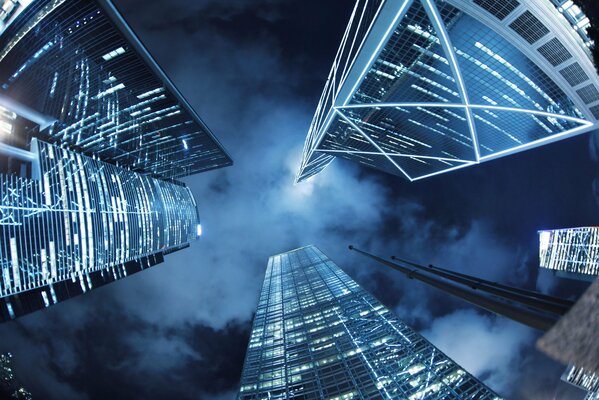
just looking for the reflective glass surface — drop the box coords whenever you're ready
[239,246,501,399]
[297,0,592,182]
[0,0,231,179]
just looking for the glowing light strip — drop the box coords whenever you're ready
[335,109,413,180]
[0,0,68,62]
[338,103,591,124]
[341,0,415,106]
[334,310,393,399]
[410,160,476,181]
[338,0,387,92]
[421,0,480,162]
[315,148,469,162]
[299,0,412,183]
[479,122,596,161]
[411,123,596,180]
[336,0,368,97]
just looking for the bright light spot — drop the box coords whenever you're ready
[101,47,125,61]
[539,231,551,252]
[196,224,202,237]
[182,139,188,150]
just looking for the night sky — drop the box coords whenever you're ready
[1,0,598,399]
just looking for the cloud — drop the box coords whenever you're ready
[422,309,535,393]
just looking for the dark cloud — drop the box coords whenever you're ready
[0,296,250,400]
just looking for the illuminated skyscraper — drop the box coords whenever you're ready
[238,246,500,399]
[538,228,599,399]
[561,364,599,397]
[297,0,598,183]
[0,0,232,179]
[0,139,202,321]
[0,0,232,320]
[539,227,599,281]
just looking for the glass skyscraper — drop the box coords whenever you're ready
[0,139,202,321]
[0,0,232,320]
[0,0,232,179]
[239,245,500,399]
[539,227,599,281]
[297,0,598,183]
[539,228,599,399]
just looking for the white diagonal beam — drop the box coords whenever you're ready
[339,102,592,125]
[340,0,415,106]
[479,122,597,162]
[315,148,470,163]
[410,160,476,181]
[421,0,481,162]
[335,108,413,180]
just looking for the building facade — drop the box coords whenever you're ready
[561,364,599,395]
[297,0,598,183]
[539,228,599,399]
[0,139,201,321]
[0,0,232,179]
[0,0,232,320]
[539,227,599,281]
[238,245,500,399]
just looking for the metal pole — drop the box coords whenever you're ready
[391,255,573,307]
[390,256,572,315]
[349,245,559,331]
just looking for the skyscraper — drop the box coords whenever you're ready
[561,364,599,396]
[0,0,232,179]
[238,245,500,399]
[0,139,201,321]
[0,0,232,320]
[538,227,599,399]
[539,227,599,281]
[297,0,598,183]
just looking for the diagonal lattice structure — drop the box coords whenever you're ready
[297,0,599,182]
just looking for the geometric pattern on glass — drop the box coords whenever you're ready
[238,246,502,399]
[296,0,596,183]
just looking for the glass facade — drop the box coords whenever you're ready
[239,245,500,399]
[0,0,231,180]
[0,140,200,321]
[297,0,598,183]
[561,364,599,394]
[539,227,599,280]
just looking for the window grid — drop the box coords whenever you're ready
[238,246,501,400]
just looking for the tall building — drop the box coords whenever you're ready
[561,364,599,396]
[539,227,599,281]
[297,0,598,183]
[238,245,500,399]
[0,0,232,179]
[538,228,599,399]
[0,0,232,320]
[0,139,201,321]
